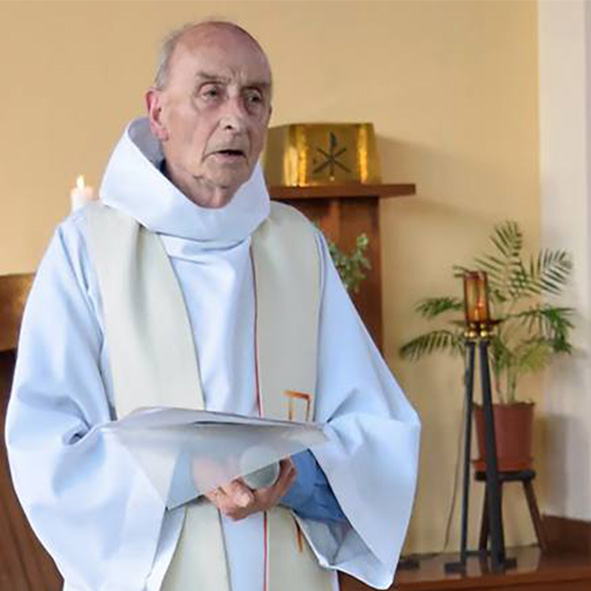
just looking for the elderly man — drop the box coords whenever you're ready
[6,20,420,591]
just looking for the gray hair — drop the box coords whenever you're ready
[153,20,269,90]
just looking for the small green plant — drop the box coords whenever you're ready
[399,221,574,404]
[327,233,371,293]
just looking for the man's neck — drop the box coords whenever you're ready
[160,160,234,209]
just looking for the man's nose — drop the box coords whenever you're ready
[219,96,247,132]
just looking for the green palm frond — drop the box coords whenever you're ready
[514,339,554,373]
[399,330,464,361]
[455,222,531,299]
[473,256,527,299]
[400,219,574,402]
[489,336,514,372]
[525,250,573,296]
[452,265,468,279]
[414,297,464,319]
[512,305,574,352]
[490,220,523,260]
[473,222,527,297]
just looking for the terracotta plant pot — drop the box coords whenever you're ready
[473,402,534,472]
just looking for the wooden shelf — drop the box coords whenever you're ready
[270,183,416,200]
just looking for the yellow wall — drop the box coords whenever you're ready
[0,1,540,553]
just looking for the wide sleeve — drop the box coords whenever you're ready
[280,450,347,523]
[4,219,166,591]
[297,233,421,589]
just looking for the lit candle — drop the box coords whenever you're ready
[463,271,490,325]
[70,175,96,211]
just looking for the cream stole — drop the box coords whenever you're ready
[86,201,333,591]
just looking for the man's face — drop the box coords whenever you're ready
[147,26,272,206]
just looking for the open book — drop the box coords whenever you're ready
[101,407,327,508]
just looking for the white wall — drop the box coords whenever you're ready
[539,0,591,519]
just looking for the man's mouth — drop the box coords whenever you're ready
[213,149,246,159]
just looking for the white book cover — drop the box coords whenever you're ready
[101,407,327,508]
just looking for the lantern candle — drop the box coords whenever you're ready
[70,175,96,211]
[463,271,490,325]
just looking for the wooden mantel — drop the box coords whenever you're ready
[270,183,416,200]
[270,182,416,350]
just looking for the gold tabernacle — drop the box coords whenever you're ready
[264,123,381,186]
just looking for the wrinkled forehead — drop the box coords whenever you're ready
[169,24,273,89]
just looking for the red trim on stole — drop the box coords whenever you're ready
[264,511,269,591]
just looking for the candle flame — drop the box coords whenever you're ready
[76,175,85,191]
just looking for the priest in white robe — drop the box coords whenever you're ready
[5,20,420,591]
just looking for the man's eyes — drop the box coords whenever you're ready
[200,84,222,100]
[196,84,266,110]
[244,89,263,104]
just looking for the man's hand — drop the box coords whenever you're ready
[204,458,297,521]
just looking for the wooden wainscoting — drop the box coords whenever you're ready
[0,274,62,590]
[0,274,32,353]
[543,515,591,557]
[0,351,62,591]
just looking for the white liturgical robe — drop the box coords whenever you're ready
[5,118,421,591]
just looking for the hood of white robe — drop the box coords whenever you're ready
[99,117,270,245]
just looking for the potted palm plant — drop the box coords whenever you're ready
[400,221,574,470]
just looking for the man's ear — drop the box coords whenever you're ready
[146,88,169,141]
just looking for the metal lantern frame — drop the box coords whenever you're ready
[445,271,517,574]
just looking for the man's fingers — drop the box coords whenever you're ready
[275,458,296,489]
[206,486,247,519]
[206,459,298,520]
[221,478,254,508]
[276,465,297,497]
[255,458,297,503]
[205,487,229,510]
[279,458,295,476]
[205,487,228,504]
